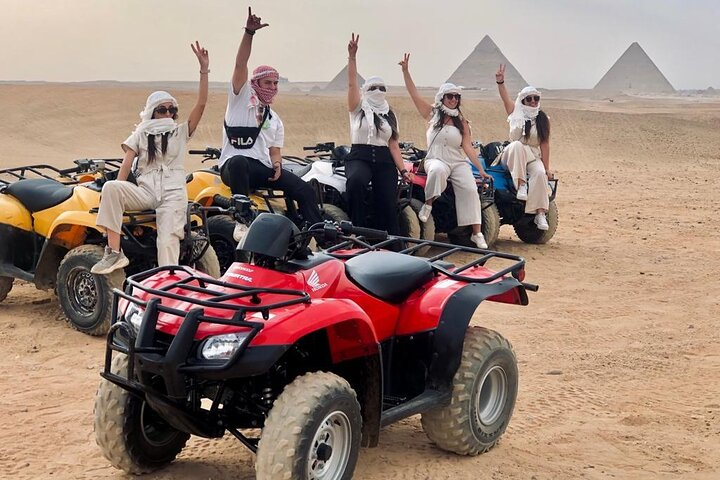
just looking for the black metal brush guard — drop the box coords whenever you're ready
[101,265,310,445]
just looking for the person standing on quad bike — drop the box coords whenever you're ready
[219,7,322,242]
[92,42,210,274]
[495,64,553,231]
[399,53,491,249]
[345,33,413,235]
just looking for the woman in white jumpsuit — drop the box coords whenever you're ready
[92,42,210,275]
[495,64,553,231]
[399,53,491,249]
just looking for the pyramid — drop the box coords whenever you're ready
[446,35,527,91]
[325,66,365,91]
[594,42,674,93]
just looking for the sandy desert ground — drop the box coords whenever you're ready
[0,83,719,479]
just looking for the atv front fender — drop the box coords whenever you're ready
[46,212,103,250]
[254,298,381,364]
[426,279,528,391]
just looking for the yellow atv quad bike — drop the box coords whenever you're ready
[0,159,220,336]
[185,147,348,273]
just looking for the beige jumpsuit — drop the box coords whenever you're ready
[500,122,549,214]
[423,124,483,227]
[96,122,190,266]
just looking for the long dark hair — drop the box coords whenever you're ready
[146,108,178,163]
[433,101,464,135]
[357,110,399,141]
[147,132,171,163]
[524,110,550,144]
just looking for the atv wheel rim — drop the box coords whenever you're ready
[68,267,98,317]
[307,410,352,480]
[140,402,180,447]
[474,365,508,428]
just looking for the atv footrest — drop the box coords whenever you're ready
[380,389,451,427]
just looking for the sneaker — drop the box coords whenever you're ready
[418,203,432,223]
[470,232,488,249]
[233,222,249,243]
[516,183,528,201]
[534,213,549,231]
[91,247,129,275]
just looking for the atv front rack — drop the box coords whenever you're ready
[0,158,123,187]
[104,265,311,401]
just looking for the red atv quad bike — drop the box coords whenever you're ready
[94,212,538,479]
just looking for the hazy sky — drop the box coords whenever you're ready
[1,0,718,89]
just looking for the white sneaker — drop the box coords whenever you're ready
[516,183,528,201]
[418,204,432,223]
[470,232,488,249]
[233,222,249,243]
[91,247,129,275]
[534,213,549,231]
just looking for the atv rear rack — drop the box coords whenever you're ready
[324,235,538,291]
[0,158,123,187]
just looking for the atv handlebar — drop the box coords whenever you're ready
[189,147,222,162]
[303,142,335,152]
[337,221,388,240]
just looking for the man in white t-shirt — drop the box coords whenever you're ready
[219,8,321,241]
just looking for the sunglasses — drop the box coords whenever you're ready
[523,95,540,103]
[368,85,386,92]
[444,93,461,101]
[154,105,178,115]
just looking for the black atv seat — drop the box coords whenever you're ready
[4,178,74,213]
[283,162,312,178]
[345,251,433,304]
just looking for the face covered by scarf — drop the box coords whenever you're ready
[507,86,541,135]
[432,82,463,123]
[133,90,179,137]
[360,76,390,141]
[251,65,280,105]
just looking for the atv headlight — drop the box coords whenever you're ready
[124,304,145,331]
[200,333,251,360]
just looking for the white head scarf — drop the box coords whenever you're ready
[133,91,179,137]
[360,76,390,141]
[431,83,463,123]
[507,86,540,135]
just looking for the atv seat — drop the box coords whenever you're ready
[283,162,312,178]
[345,251,433,304]
[4,178,74,213]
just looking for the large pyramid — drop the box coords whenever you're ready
[325,66,365,91]
[446,35,527,91]
[594,42,674,93]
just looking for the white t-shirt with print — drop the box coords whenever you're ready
[349,104,394,147]
[219,82,284,169]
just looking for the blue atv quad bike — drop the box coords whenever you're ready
[474,141,559,244]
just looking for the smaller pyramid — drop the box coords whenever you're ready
[325,66,365,91]
[594,43,674,93]
[446,35,527,92]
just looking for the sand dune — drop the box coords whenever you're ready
[0,84,719,479]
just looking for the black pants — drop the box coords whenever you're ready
[221,155,323,225]
[345,144,400,235]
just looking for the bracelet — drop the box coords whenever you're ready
[200,70,210,74]
[245,28,255,36]
[496,81,504,84]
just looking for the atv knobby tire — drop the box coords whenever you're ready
[94,354,190,474]
[56,245,125,336]
[481,202,501,248]
[0,276,13,303]
[421,327,518,455]
[256,371,362,480]
[404,198,435,256]
[207,214,237,274]
[321,204,350,223]
[514,200,558,244]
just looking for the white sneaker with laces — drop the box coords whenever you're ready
[418,204,432,223]
[233,222,249,243]
[516,183,528,201]
[90,247,129,275]
[534,213,549,231]
[470,232,488,249]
